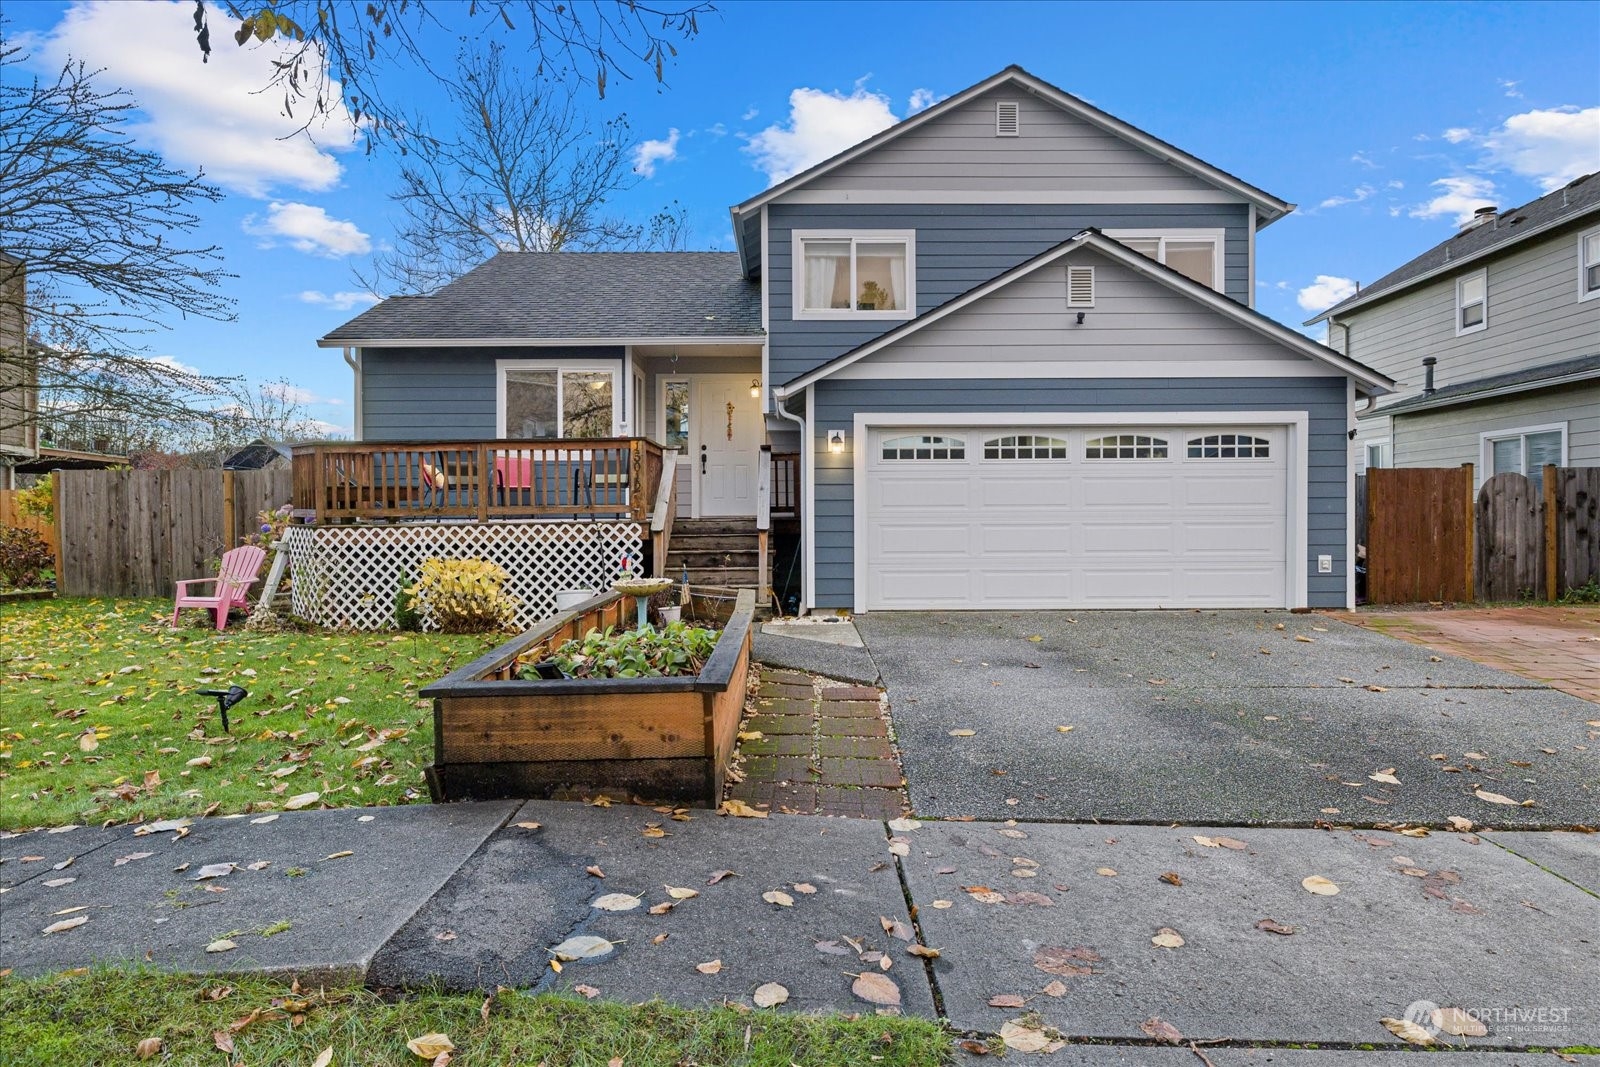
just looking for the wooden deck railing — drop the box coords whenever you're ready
[290,438,665,524]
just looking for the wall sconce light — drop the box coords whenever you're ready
[1075,311,1086,325]
[749,377,761,399]
[828,429,847,454]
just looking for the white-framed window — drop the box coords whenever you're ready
[881,434,965,460]
[496,360,619,439]
[1085,434,1169,460]
[792,231,915,320]
[660,378,690,451]
[983,434,1068,460]
[1481,424,1565,491]
[1104,229,1226,293]
[1580,227,1600,302]
[1187,433,1270,459]
[1363,438,1392,471]
[1456,269,1487,335]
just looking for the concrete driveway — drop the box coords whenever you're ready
[855,611,1599,828]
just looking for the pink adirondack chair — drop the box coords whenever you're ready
[171,545,268,631]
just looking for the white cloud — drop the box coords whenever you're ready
[1319,184,1376,209]
[298,289,381,311]
[27,0,362,197]
[1499,78,1523,99]
[705,122,728,138]
[907,88,941,114]
[1386,179,1405,190]
[1413,132,1431,142]
[1480,106,1600,191]
[1409,176,1498,225]
[632,128,681,178]
[1443,127,1474,144]
[143,354,205,376]
[1297,275,1358,313]
[259,381,324,405]
[1350,151,1378,169]
[745,84,899,185]
[243,202,371,257]
[741,107,759,121]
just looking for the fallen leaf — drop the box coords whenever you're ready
[1033,945,1099,977]
[948,728,976,737]
[1255,919,1297,935]
[1158,871,1183,886]
[205,939,237,953]
[719,799,768,818]
[988,993,1027,1008]
[1302,875,1340,896]
[592,893,641,912]
[1000,1019,1054,1053]
[194,862,235,881]
[850,971,901,1006]
[1095,867,1118,877]
[791,882,817,895]
[665,885,700,900]
[887,817,921,832]
[406,1033,455,1059]
[283,792,320,810]
[880,915,913,941]
[135,1037,164,1060]
[641,825,668,839]
[762,890,795,907]
[706,869,736,885]
[1151,927,1185,948]
[695,960,722,975]
[187,755,212,768]
[325,850,353,860]
[1295,634,1315,643]
[246,861,270,871]
[1379,1017,1435,1046]
[1448,816,1474,831]
[1432,1006,1488,1037]
[907,944,941,959]
[1474,789,1519,806]
[514,821,542,830]
[213,1031,235,1054]
[1369,769,1402,785]
[648,901,676,915]
[250,814,279,824]
[41,877,75,887]
[573,984,601,999]
[114,852,154,867]
[551,935,614,961]
[736,730,764,742]
[1040,980,1068,997]
[42,915,88,935]
[311,1048,333,1067]
[78,731,98,753]
[814,940,851,955]
[752,982,789,1008]
[930,899,953,909]
[1140,1017,1184,1044]
[585,865,605,879]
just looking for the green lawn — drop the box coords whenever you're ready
[0,969,951,1066]
[0,598,501,830]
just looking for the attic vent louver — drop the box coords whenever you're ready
[996,101,1020,137]
[1067,265,1095,308]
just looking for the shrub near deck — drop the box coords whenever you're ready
[0,599,501,830]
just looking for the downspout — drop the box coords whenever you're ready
[342,347,362,440]
[772,387,808,615]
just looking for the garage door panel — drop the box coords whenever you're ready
[865,425,1290,610]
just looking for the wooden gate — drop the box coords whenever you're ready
[1365,466,1473,604]
[1545,466,1600,599]
[1477,472,1542,600]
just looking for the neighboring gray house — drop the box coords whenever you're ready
[321,65,1395,612]
[1308,172,1599,491]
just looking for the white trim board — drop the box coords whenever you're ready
[827,360,1343,381]
[319,335,759,349]
[770,189,1250,205]
[846,410,1312,614]
[803,385,817,612]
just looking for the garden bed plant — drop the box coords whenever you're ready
[530,621,720,680]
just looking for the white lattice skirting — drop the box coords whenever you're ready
[282,521,643,630]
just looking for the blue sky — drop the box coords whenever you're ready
[9,0,1598,436]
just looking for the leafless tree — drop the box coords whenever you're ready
[0,42,237,443]
[359,45,691,295]
[197,0,713,141]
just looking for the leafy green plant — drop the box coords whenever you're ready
[15,473,53,523]
[394,568,422,631]
[1559,577,1600,604]
[405,557,518,633]
[241,503,294,550]
[0,525,54,589]
[539,621,720,679]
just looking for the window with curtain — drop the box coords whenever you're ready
[1106,231,1223,292]
[1487,427,1563,492]
[504,367,616,439]
[796,233,913,317]
[1456,270,1487,334]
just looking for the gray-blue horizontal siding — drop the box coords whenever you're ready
[361,346,623,441]
[810,376,1349,609]
[768,202,1251,385]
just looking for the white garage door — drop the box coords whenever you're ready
[864,426,1289,609]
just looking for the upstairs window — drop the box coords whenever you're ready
[1581,228,1600,301]
[1456,269,1487,335]
[1187,433,1270,458]
[881,434,964,460]
[1085,434,1168,459]
[1105,229,1225,292]
[795,232,914,319]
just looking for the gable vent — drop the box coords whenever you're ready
[995,100,1020,137]
[1067,265,1095,308]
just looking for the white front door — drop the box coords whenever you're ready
[694,375,762,517]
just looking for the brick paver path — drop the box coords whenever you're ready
[727,668,909,819]
[1331,605,1600,704]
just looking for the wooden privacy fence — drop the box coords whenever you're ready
[56,469,292,597]
[0,489,58,565]
[1366,465,1599,604]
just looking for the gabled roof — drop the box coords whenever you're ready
[1378,353,1600,417]
[776,230,1395,397]
[318,252,762,347]
[730,65,1294,224]
[1308,171,1600,325]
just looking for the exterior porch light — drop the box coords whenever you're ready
[828,429,847,454]
[749,377,761,398]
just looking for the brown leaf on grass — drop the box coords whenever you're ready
[573,984,601,999]
[283,791,320,810]
[406,1033,455,1059]
[311,1048,333,1067]
[1432,1006,1487,1037]
[1032,945,1100,976]
[212,1031,235,1054]
[135,1037,164,1060]
[851,971,901,1006]
[1140,1017,1184,1044]
[1158,871,1183,886]
[706,869,736,885]
[1256,919,1297,935]
[1380,1017,1435,1046]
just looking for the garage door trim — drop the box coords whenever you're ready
[851,410,1311,612]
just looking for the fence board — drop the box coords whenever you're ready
[1552,466,1600,596]
[55,469,292,597]
[0,489,58,565]
[1366,467,1473,604]
[1476,472,1542,601]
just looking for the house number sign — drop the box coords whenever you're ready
[726,401,735,440]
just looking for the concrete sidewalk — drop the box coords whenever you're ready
[4,801,1597,1057]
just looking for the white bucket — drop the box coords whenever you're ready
[554,589,594,612]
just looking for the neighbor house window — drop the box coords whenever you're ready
[794,231,914,319]
[1483,425,1564,492]
[499,363,618,439]
[1104,229,1225,292]
[1364,439,1391,470]
[1580,228,1600,301]
[1456,269,1487,335]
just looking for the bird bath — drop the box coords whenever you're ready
[612,575,674,629]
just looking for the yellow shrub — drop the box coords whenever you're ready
[404,558,518,633]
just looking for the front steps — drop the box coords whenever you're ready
[665,517,761,588]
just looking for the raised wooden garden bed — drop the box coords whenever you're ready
[421,588,754,807]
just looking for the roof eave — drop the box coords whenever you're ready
[317,334,765,349]
[1382,365,1600,417]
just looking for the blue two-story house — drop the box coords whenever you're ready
[318,65,1393,618]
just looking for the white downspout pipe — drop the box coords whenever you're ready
[772,387,807,615]
[342,347,362,440]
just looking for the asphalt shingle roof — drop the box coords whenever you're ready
[319,252,762,344]
[1313,172,1600,323]
[1379,353,1600,417]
